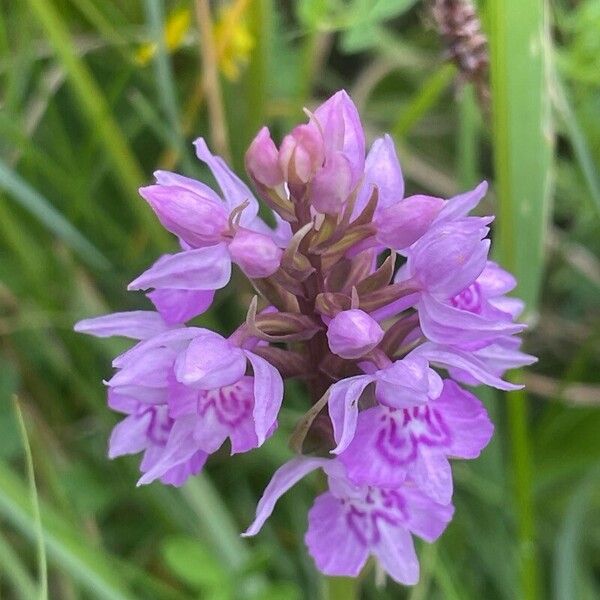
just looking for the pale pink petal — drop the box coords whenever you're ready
[328,375,374,454]
[245,350,284,446]
[373,522,419,585]
[74,311,169,340]
[194,138,259,224]
[243,457,328,536]
[305,492,369,577]
[148,289,215,324]
[128,244,231,291]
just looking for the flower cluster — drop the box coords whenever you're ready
[75,91,535,585]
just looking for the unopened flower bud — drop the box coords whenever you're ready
[139,185,228,247]
[311,151,353,214]
[326,309,384,359]
[228,228,283,278]
[245,127,284,188]
[278,124,324,186]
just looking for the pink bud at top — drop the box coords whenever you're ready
[311,151,353,214]
[313,90,365,188]
[245,127,284,188]
[139,184,229,247]
[228,228,283,279]
[278,123,324,186]
[326,309,384,359]
[375,195,444,250]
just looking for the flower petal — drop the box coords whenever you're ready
[373,522,420,586]
[137,416,198,485]
[194,138,259,223]
[354,134,404,218]
[328,375,374,454]
[128,244,232,291]
[418,293,524,345]
[305,492,369,577]
[434,380,494,459]
[108,413,153,458]
[147,289,215,325]
[402,488,454,542]
[243,457,328,536]
[434,181,488,223]
[74,311,169,340]
[153,170,222,203]
[414,343,522,391]
[339,407,411,489]
[174,333,247,389]
[244,350,284,446]
[412,448,454,505]
[314,90,365,186]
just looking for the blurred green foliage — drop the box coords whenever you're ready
[0,0,599,598]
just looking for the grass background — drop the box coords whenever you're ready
[1,0,599,598]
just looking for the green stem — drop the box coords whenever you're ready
[392,63,455,140]
[506,385,539,600]
[457,84,479,188]
[325,576,359,600]
[13,397,48,600]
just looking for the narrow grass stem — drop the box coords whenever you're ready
[195,0,231,162]
[13,397,48,600]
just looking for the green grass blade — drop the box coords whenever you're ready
[457,84,480,189]
[553,467,600,600]
[488,2,554,600]
[0,461,136,600]
[392,63,456,140]
[488,0,554,313]
[180,474,249,570]
[551,67,600,217]
[144,0,195,174]
[24,0,167,243]
[0,530,38,600]
[13,397,48,600]
[0,158,109,270]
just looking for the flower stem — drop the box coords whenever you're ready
[325,576,359,600]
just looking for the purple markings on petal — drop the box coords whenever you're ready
[305,464,453,585]
[305,493,370,577]
[340,379,493,504]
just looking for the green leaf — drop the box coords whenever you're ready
[488,2,554,600]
